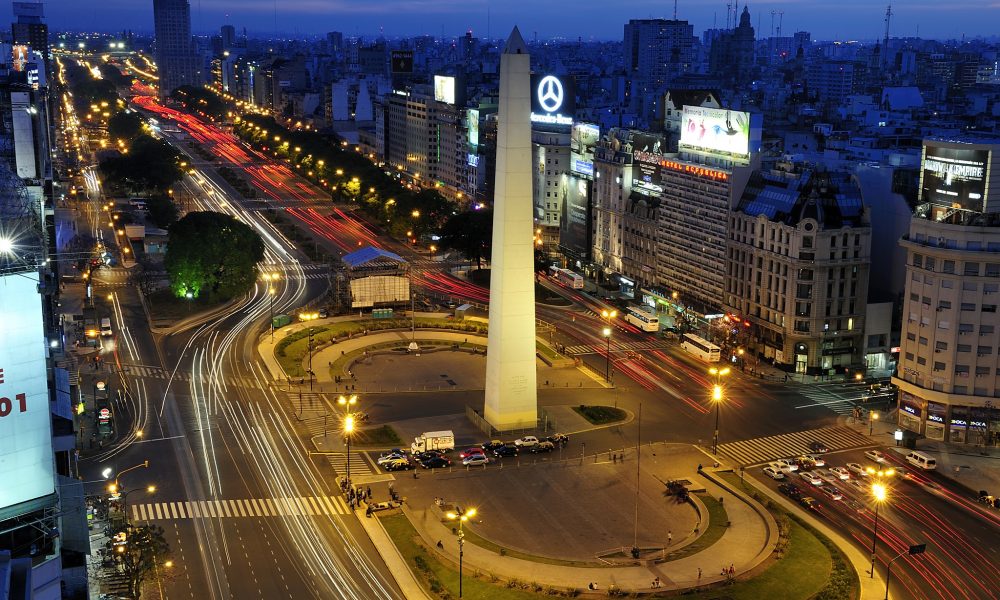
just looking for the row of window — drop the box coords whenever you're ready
[910,295,999,312]
[905,354,1000,376]
[911,233,1000,252]
[912,254,1000,277]
[911,272,1000,293]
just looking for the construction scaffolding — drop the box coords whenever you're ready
[342,246,410,309]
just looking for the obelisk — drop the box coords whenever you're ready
[484,27,537,431]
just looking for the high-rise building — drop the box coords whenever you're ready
[623,19,697,119]
[152,0,200,98]
[708,6,756,86]
[893,138,1000,446]
[11,2,48,74]
[220,24,236,51]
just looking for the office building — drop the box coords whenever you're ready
[724,169,871,373]
[623,19,697,119]
[220,24,236,51]
[11,2,48,74]
[708,6,755,87]
[152,0,200,97]
[893,138,1000,446]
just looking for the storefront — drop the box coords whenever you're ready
[925,401,947,441]
[899,392,923,433]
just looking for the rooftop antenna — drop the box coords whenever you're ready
[673,0,678,20]
[776,11,784,37]
[725,2,731,29]
[882,3,893,70]
[770,10,775,37]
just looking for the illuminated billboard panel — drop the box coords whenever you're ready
[560,175,591,259]
[530,74,575,130]
[0,272,55,510]
[631,132,667,194]
[570,122,599,177]
[467,109,480,147]
[680,106,751,157]
[434,75,456,105]
[921,144,990,212]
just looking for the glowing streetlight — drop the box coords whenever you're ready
[446,507,478,597]
[338,394,358,485]
[603,327,613,382]
[709,367,731,455]
[870,482,888,578]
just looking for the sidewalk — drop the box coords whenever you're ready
[355,507,433,600]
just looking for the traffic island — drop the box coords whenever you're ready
[573,405,628,425]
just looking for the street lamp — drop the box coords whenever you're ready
[709,367,731,455]
[445,507,477,598]
[603,327,613,382]
[885,543,927,600]
[870,482,887,578]
[869,410,879,436]
[338,394,358,486]
[105,460,150,522]
[262,272,280,341]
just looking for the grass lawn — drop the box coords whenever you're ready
[663,494,728,561]
[146,288,228,323]
[572,405,627,425]
[380,513,564,599]
[453,523,602,568]
[353,425,403,447]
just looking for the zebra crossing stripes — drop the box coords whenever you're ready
[121,365,260,388]
[564,340,673,356]
[793,386,863,416]
[131,495,351,522]
[324,452,379,477]
[717,426,875,468]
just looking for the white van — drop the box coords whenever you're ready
[905,450,937,470]
[100,317,113,337]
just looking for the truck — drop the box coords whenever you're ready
[411,430,455,454]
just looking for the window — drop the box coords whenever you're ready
[912,272,922,282]
[913,254,923,268]
[934,361,945,371]
[939,300,952,309]
[925,257,936,271]
[938,321,950,330]
[943,260,956,274]
[910,291,920,301]
[906,332,917,341]
[922,296,931,305]
[935,341,948,351]
[977,366,991,376]
[917,357,927,365]
[964,281,978,291]
[962,303,977,311]
[981,325,995,336]
[965,262,980,276]
[919,336,928,345]
[955,365,970,377]
[942,280,954,289]
[988,264,1000,277]
[905,352,914,361]
[985,305,998,313]
[986,283,999,295]
[978,346,994,356]
[958,344,972,352]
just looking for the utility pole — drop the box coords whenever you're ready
[882,4,893,73]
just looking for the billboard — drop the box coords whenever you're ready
[680,106,751,157]
[390,50,414,74]
[921,144,990,212]
[530,74,575,130]
[12,45,28,72]
[560,176,592,259]
[0,272,55,510]
[467,108,480,147]
[434,75,456,105]
[570,122,599,177]
[630,132,667,194]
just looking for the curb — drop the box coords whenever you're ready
[355,509,433,600]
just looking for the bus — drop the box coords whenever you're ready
[549,266,584,289]
[680,333,721,362]
[624,305,660,332]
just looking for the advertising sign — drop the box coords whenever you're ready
[390,50,414,74]
[559,175,592,259]
[434,75,456,105]
[530,74,575,130]
[467,108,480,148]
[679,106,751,157]
[11,45,28,72]
[630,132,667,194]
[920,144,990,212]
[570,122,599,177]
[0,272,55,510]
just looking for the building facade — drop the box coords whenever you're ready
[152,0,200,97]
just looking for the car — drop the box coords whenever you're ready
[778,483,803,499]
[377,450,408,465]
[352,411,370,425]
[847,462,868,477]
[799,496,821,511]
[775,458,799,472]
[482,440,506,453]
[492,444,518,458]
[462,454,490,466]
[529,441,556,453]
[420,456,451,469]
[514,436,539,448]
[798,471,824,486]
[415,450,445,462]
[830,467,851,480]
[819,486,844,501]
[100,317,113,337]
[547,433,569,447]
[864,450,887,463]
[815,470,840,485]
[762,466,785,480]
[795,456,818,469]
[870,383,895,395]
[318,308,329,318]
[382,458,413,471]
[805,454,826,467]
[459,447,485,460]
[809,441,830,453]
[768,461,796,475]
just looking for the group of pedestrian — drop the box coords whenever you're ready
[346,485,373,510]
[721,563,735,579]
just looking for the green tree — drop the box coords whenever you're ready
[165,211,265,300]
[108,110,145,143]
[99,135,184,194]
[145,194,179,229]
[105,522,171,599]
[438,209,493,269]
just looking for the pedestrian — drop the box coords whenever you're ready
[366,504,373,518]
[668,530,672,545]
[366,486,372,500]
[729,564,734,576]
[697,567,702,582]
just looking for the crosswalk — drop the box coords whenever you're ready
[717,426,875,468]
[120,364,262,388]
[324,452,379,477]
[131,495,352,522]
[792,384,866,416]
[564,339,673,356]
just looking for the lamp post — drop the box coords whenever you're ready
[105,460,150,522]
[603,327,612,382]
[885,543,926,600]
[338,394,358,486]
[870,482,887,578]
[446,507,477,598]
[869,410,879,436]
[709,367,731,455]
[262,272,280,341]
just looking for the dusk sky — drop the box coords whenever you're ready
[23,0,1000,41]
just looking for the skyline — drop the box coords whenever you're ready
[24,0,1000,42]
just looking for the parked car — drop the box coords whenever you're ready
[798,471,824,486]
[514,436,539,448]
[864,450,887,463]
[382,458,413,471]
[809,441,830,453]
[482,440,506,453]
[547,433,569,447]
[819,486,844,501]
[762,466,785,480]
[492,445,518,458]
[778,483,803,499]
[799,496,821,511]
[459,447,485,460]
[462,454,490,466]
[318,308,329,318]
[415,450,445,462]
[830,467,851,480]
[775,458,800,472]
[377,450,408,465]
[420,456,451,469]
[769,461,796,475]
[529,441,556,453]
[847,462,868,477]
[805,454,826,467]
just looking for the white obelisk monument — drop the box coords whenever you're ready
[484,27,537,431]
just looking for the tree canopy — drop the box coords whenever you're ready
[438,209,493,269]
[164,211,265,300]
[99,135,184,194]
[105,522,171,600]
[107,110,146,143]
[145,194,179,229]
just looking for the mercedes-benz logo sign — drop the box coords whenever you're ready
[537,76,563,113]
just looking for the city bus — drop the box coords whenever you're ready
[549,267,584,289]
[680,333,721,362]
[624,305,660,332]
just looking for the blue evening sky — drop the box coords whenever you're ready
[25,0,1000,41]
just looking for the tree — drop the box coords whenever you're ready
[438,209,493,269]
[164,211,265,300]
[145,194,179,229]
[99,135,184,194]
[105,522,171,599]
[108,110,145,143]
